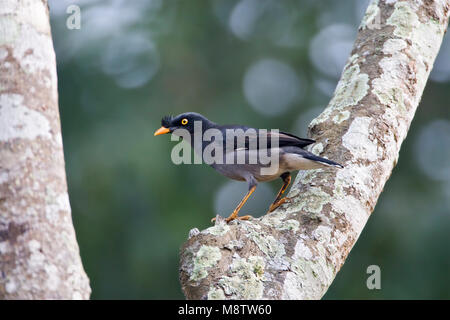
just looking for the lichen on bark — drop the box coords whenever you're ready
[179,0,450,300]
[0,0,90,299]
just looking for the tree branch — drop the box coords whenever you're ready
[179,0,450,300]
[0,0,91,299]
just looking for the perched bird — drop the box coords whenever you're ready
[154,112,343,223]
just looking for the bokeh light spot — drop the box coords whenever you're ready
[228,0,263,40]
[243,59,303,116]
[309,24,355,78]
[415,120,450,181]
[293,106,324,136]
[101,33,159,88]
[430,35,450,82]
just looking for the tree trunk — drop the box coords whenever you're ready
[179,0,450,300]
[0,0,91,299]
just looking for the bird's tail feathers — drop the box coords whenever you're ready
[304,154,344,169]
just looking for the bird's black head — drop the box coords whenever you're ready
[154,112,214,136]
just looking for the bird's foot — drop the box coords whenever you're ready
[226,215,253,223]
[268,197,292,212]
[211,214,253,224]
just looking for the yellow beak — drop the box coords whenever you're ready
[154,126,170,136]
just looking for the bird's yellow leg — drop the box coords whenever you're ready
[211,185,256,223]
[268,173,291,212]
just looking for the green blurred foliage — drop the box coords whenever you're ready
[48,0,450,299]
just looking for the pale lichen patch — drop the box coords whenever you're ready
[383,38,408,54]
[0,16,19,45]
[292,187,330,215]
[329,63,370,110]
[217,255,265,299]
[5,280,17,294]
[342,117,378,162]
[246,225,286,260]
[282,235,335,300]
[262,210,300,232]
[333,159,374,234]
[190,245,222,281]
[335,165,375,201]
[28,239,41,251]
[295,170,316,185]
[0,94,51,141]
[12,24,57,89]
[0,241,10,254]
[1,1,58,96]
[44,264,60,291]
[72,291,83,300]
[409,21,446,96]
[277,219,300,232]
[372,38,410,110]
[204,222,230,237]
[293,240,313,260]
[0,47,8,61]
[360,0,380,30]
[312,225,332,244]
[224,240,244,250]
[207,287,226,300]
[27,239,46,270]
[188,228,200,239]
[310,57,369,127]
[333,110,351,124]
[45,192,71,225]
[387,1,420,38]
[311,143,324,156]
[332,193,368,235]
[0,0,50,35]
[17,0,50,34]
[386,0,445,88]
[372,55,409,111]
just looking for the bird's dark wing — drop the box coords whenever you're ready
[219,125,315,151]
[277,131,315,148]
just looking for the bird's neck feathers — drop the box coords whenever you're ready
[183,119,219,160]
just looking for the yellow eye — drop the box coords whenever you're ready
[181,118,188,125]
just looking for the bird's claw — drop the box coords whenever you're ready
[268,196,292,212]
[211,214,253,224]
[226,215,253,223]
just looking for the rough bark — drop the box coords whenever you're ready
[0,0,91,299]
[179,0,450,300]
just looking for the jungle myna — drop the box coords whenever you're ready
[154,112,343,223]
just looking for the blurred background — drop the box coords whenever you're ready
[47,0,450,299]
